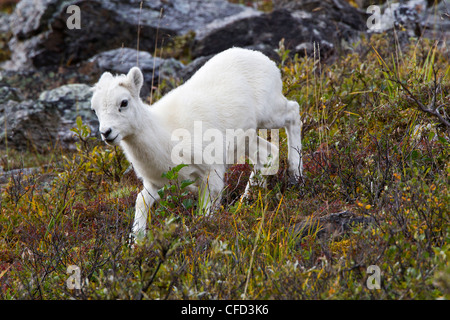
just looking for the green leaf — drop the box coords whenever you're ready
[173,163,188,172]
[76,116,83,129]
[182,199,193,210]
[181,179,195,189]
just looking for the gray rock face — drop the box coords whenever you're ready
[193,0,367,59]
[38,83,98,147]
[0,83,97,151]
[10,0,60,40]
[2,0,258,70]
[422,0,450,43]
[0,85,23,104]
[0,99,59,151]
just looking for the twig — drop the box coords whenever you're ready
[136,1,143,66]
[135,259,163,300]
[390,67,449,129]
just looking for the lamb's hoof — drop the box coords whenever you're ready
[128,231,146,248]
[239,191,252,204]
[288,173,303,187]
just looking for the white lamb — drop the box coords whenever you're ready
[90,47,302,241]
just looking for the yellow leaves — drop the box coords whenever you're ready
[346,0,359,8]
[344,111,361,117]
[330,239,354,256]
[357,201,372,210]
[0,265,11,280]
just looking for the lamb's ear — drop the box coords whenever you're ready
[98,71,113,83]
[127,67,144,95]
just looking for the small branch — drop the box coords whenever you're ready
[135,259,163,300]
[390,70,450,129]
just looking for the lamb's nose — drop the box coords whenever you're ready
[101,128,112,139]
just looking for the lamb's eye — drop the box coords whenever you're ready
[120,99,128,109]
[91,109,96,115]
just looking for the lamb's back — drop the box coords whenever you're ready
[153,48,283,132]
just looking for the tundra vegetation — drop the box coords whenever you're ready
[0,32,449,299]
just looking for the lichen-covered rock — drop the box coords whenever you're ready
[0,83,98,151]
[0,85,23,104]
[38,83,98,147]
[0,99,59,151]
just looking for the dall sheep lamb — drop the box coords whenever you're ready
[90,47,302,241]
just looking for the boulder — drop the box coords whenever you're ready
[0,85,23,104]
[88,48,184,96]
[291,211,376,243]
[0,83,97,151]
[364,0,449,47]
[193,0,368,59]
[0,99,59,151]
[38,83,98,147]
[422,0,450,43]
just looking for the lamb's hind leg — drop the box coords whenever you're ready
[198,169,224,215]
[285,100,303,178]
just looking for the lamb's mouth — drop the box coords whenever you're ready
[105,134,119,144]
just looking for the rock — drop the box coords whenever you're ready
[38,83,98,147]
[0,12,12,34]
[366,0,428,35]
[88,48,184,96]
[274,0,368,31]
[0,167,41,185]
[193,0,367,60]
[0,85,23,104]
[38,83,92,112]
[178,55,212,82]
[363,0,449,44]
[0,11,13,64]
[9,0,60,40]
[2,0,258,70]
[0,99,59,151]
[150,0,261,35]
[291,211,376,243]
[422,0,450,43]
[0,83,98,151]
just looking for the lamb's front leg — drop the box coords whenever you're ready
[131,183,160,243]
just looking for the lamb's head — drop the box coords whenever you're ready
[91,67,144,145]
